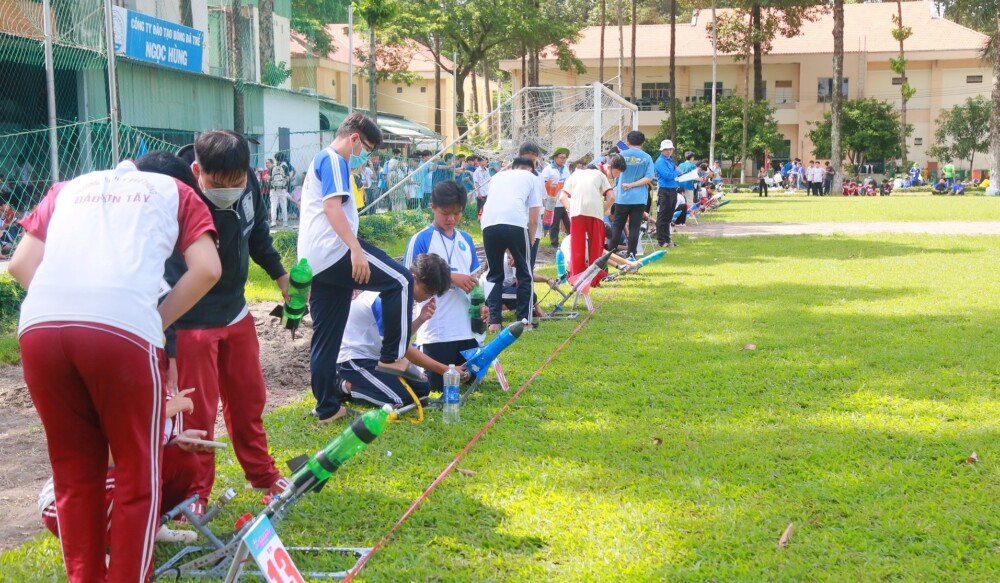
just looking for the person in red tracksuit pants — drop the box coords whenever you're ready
[10,161,220,583]
[159,132,291,514]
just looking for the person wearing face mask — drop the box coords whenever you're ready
[298,112,417,425]
[151,132,292,518]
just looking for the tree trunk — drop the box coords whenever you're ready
[471,69,480,119]
[230,1,244,132]
[709,0,717,164]
[599,0,606,83]
[456,69,471,135]
[434,37,442,134]
[259,0,275,77]
[741,57,749,183]
[617,0,624,92]
[369,24,377,121]
[831,0,844,194]
[669,0,676,142]
[896,0,907,167]
[630,0,637,100]
[990,9,1000,194]
[751,2,763,102]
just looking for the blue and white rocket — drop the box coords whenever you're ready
[460,319,527,381]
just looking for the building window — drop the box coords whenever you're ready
[914,137,923,146]
[967,75,983,83]
[420,86,427,93]
[818,78,848,103]
[701,81,723,101]
[396,86,403,93]
[774,80,793,104]
[892,77,907,85]
[641,82,672,102]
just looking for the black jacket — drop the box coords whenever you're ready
[164,169,286,351]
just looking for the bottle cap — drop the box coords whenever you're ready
[234,512,254,530]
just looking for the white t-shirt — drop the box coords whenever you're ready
[540,164,571,208]
[479,169,544,230]
[562,168,612,219]
[298,147,359,274]
[404,225,480,344]
[18,162,216,346]
[338,291,383,362]
[479,254,516,300]
[473,167,492,198]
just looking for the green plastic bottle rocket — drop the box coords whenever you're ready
[271,258,312,339]
[468,284,486,334]
[286,405,391,496]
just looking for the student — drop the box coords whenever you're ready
[473,156,492,216]
[479,157,543,332]
[932,177,949,194]
[610,131,655,259]
[338,254,456,407]
[10,161,220,583]
[560,154,623,288]
[142,139,293,513]
[540,147,572,248]
[299,112,416,425]
[269,152,291,226]
[513,141,546,268]
[952,179,966,196]
[404,180,481,390]
[653,140,681,248]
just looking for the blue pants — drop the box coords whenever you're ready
[308,240,414,420]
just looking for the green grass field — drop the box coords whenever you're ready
[711,191,1000,223]
[3,199,1000,581]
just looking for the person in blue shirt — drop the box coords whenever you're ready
[678,151,697,195]
[909,163,922,186]
[609,131,655,259]
[952,179,965,195]
[654,139,681,248]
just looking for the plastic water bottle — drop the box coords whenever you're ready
[442,365,461,424]
[283,258,312,326]
[555,248,566,278]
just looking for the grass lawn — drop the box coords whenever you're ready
[5,231,1000,581]
[711,191,1000,223]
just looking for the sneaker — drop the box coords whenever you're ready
[155,525,197,544]
[626,254,637,262]
[249,476,292,496]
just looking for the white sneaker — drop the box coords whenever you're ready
[155,525,197,544]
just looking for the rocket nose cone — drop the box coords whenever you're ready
[509,320,526,337]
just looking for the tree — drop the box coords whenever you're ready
[807,98,904,169]
[993,8,1000,195]
[926,96,991,170]
[712,2,825,103]
[647,96,785,167]
[669,0,677,142]
[292,0,349,54]
[890,1,915,167]
[830,0,844,194]
[354,0,397,121]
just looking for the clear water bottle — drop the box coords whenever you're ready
[442,364,461,424]
[555,248,566,278]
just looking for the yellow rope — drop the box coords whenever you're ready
[394,378,424,424]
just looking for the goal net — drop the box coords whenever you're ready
[362,82,638,215]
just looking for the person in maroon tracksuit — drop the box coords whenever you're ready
[10,161,220,583]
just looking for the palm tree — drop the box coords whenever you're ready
[831,0,844,194]
[355,0,396,122]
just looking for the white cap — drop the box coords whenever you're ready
[659,139,674,151]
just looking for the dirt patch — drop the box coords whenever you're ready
[0,302,314,551]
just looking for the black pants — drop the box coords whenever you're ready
[406,198,420,210]
[823,177,832,195]
[611,203,646,255]
[811,182,822,196]
[549,206,571,247]
[655,188,677,246]
[420,338,480,391]
[758,179,768,197]
[675,203,688,225]
[483,224,533,325]
[309,240,414,420]
[337,359,430,407]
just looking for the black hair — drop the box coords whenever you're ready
[431,180,468,209]
[335,112,384,150]
[605,153,627,172]
[511,157,535,170]
[626,131,645,146]
[411,253,452,296]
[518,141,541,157]
[275,151,286,163]
[685,151,695,160]
[135,151,201,194]
[194,130,250,183]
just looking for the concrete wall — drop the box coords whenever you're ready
[260,88,321,170]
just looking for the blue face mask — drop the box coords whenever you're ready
[349,140,370,169]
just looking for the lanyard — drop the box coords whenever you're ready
[436,228,457,266]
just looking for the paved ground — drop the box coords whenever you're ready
[682,221,1000,237]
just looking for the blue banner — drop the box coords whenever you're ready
[112,7,204,74]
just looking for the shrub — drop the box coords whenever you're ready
[0,275,25,328]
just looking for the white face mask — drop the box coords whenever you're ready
[203,187,244,209]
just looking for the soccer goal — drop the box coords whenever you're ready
[361,82,638,215]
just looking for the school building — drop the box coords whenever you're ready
[499,0,994,171]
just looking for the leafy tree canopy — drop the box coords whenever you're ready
[807,97,906,167]
[926,95,991,168]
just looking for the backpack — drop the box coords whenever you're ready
[270,163,288,190]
